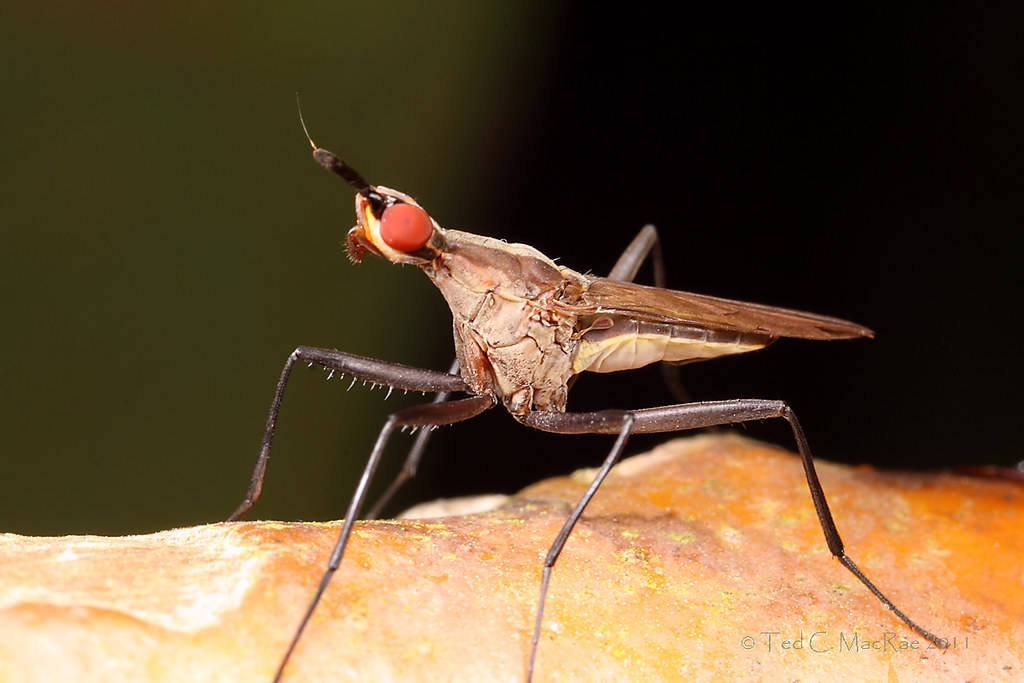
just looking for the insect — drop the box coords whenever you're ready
[229,119,947,681]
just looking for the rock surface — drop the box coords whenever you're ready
[1,435,1021,681]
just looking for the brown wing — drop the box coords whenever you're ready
[573,277,873,340]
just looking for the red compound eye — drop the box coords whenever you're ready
[380,203,433,252]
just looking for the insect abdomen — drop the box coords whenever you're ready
[572,318,773,374]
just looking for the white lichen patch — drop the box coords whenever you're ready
[0,525,267,632]
[718,525,743,547]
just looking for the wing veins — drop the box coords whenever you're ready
[573,277,873,341]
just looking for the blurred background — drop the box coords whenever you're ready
[2,3,1021,536]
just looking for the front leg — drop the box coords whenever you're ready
[228,346,467,521]
[364,358,461,520]
[274,393,495,682]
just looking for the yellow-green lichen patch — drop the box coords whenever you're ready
[701,479,731,498]
[711,588,738,616]
[774,513,805,527]
[924,538,951,558]
[617,546,651,564]
[754,497,780,519]
[478,517,526,528]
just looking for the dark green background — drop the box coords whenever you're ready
[2,2,561,534]
[3,4,1021,537]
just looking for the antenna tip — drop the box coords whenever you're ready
[295,93,317,150]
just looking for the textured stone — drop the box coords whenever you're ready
[1,435,1020,681]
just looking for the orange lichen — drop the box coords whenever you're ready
[0,434,1021,681]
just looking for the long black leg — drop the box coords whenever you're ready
[364,358,460,520]
[274,394,495,683]
[527,413,635,681]
[607,224,666,286]
[228,346,467,521]
[519,400,946,679]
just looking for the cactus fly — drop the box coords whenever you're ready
[228,113,947,681]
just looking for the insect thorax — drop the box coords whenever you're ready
[425,231,581,415]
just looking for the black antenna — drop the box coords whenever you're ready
[296,94,372,195]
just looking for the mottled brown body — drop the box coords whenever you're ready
[346,188,871,417]
[423,230,587,414]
